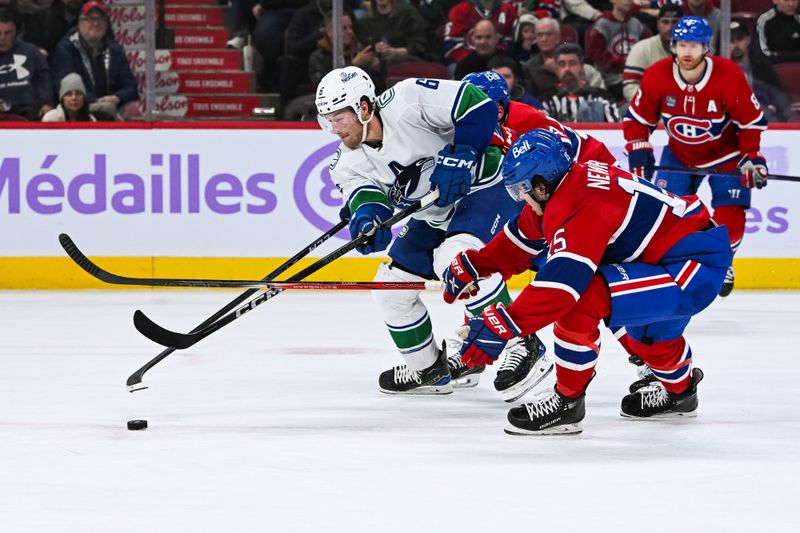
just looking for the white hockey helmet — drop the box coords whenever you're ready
[315,66,376,117]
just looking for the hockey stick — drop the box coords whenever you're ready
[653,165,800,182]
[118,219,347,392]
[58,239,437,291]
[132,189,439,352]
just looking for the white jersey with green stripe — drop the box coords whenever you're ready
[328,78,498,227]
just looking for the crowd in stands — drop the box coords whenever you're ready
[239,0,800,122]
[252,0,800,121]
[0,0,138,121]
[2,0,799,122]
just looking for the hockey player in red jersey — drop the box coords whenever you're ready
[441,129,733,435]
[623,16,768,297]
[462,70,618,166]
[461,72,660,390]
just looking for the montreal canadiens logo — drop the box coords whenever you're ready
[666,116,714,145]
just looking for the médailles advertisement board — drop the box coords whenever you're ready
[0,123,797,288]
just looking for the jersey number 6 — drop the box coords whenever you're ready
[415,79,440,90]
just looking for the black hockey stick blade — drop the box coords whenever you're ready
[653,165,800,182]
[59,233,110,282]
[125,218,349,392]
[133,310,196,350]
[132,189,440,351]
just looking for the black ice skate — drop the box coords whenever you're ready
[620,368,704,419]
[494,333,553,402]
[379,342,453,395]
[628,354,658,393]
[505,386,586,436]
[445,338,484,388]
[719,266,734,297]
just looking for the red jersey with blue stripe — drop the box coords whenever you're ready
[623,56,767,169]
[507,100,618,166]
[469,160,712,334]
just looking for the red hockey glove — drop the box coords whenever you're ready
[739,152,768,189]
[442,251,481,304]
[460,303,521,368]
[625,141,655,181]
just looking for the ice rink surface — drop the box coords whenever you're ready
[1,289,799,532]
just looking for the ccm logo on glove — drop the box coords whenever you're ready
[437,154,474,169]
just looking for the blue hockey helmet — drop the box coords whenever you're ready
[463,71,510,121]
[671,16,712,49]
[502,129,573,202]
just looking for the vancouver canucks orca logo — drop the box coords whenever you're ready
[387,157,435,209]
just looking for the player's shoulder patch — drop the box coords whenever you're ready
[376,87,396,109]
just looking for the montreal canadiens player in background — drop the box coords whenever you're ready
[315,66,552,400]
[442,129,733,435]
[624,16,768,298]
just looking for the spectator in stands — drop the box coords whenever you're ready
[443,0,517,67]
[416,0,460,62]
[487,54,542,108]
[730,20,792,122]
[42,72,114,121]
[359,0,429,64]
[308,12,364,87]
[280,0,343,104]
[585,0,649,101]
[623,3,681,101]
[251,0,307,92]
[541,43,619,122]
[0,7,53,120]
[454,18,512,79]
[511,13,538,63]
[284,11,366,121]
[561,0,607,47]
[755,0,800,64]
[522,0,561,20]
[227,0,258,50]
[682,0,719,51]
[51,1,138,117]
[18,0,82,57]
[520,16,560,97]
[523,16,606,99]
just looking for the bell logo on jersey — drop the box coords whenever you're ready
[666,116,713,145]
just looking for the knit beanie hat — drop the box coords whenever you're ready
[59,74,87,99]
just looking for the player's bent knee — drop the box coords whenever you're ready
[372,262,427,312]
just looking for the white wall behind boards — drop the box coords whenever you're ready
[0,127,796,258]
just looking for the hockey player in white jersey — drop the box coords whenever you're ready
[316,66,553,399]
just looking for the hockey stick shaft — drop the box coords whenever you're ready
[132,190,439,351]
[654,165,800,182]
[121,218,348,391]
[57,241,436,290]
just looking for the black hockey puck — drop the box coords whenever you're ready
[127,420,148,431]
